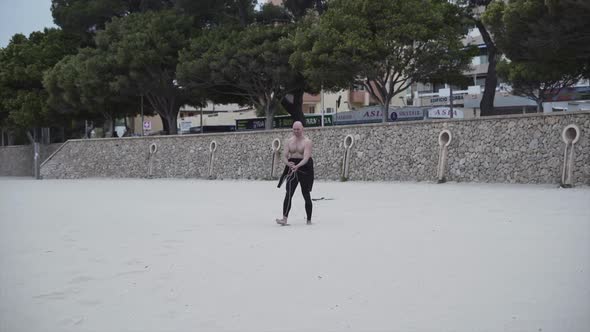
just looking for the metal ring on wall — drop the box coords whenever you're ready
[149,143,158,155]
[344,135,355,149]
[561,124,581,188]
[438,130,452,147]
[208,140,217,178]
[270,138,282,178]
[437,130,452,183]
[342,134,355,181]
[148,143,158,178]
[562,124,580,144]
[272,138,281,152]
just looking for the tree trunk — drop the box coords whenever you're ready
[166,112,178,135]
[160,114,169,134]
[476,20,498,116]
[382,103,390,123]
[281,75,306,123]
[237,0,249,27]
[265,102,273,130]
[281,90,305,123]
[26,130,35,144]
[123,117,130,136]
[449,85,454,119]
[104,117,113,137]
[146,94,181,135]
[7,130,15,145]
[537,100,543,113]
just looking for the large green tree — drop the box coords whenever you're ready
[252,1,329,123]
[93,10,201,134]
[178,1,328,126]
[44,48,142,137]
[0,29,81,131]
[52,0,258,39]
[496,61,582,112]
[484,0,589,112]
[292,0,472,122]
[178,25,300,129]
[462,0,500,116]
[51,0,175,43]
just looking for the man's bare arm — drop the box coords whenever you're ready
[295,139,312,168]
[283,138,294,166]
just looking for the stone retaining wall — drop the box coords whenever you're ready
[38,112,590,185]
[0,143,62,177]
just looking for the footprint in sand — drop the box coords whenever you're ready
[69,276,95,284]
[78,299,101,307]
[33,287,81,300]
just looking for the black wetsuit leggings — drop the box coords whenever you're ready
[283,172,312,221]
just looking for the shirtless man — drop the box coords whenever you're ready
[276,121,314,226]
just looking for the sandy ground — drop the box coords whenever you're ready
[1,177,589,332]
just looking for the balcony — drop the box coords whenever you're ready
[303,93,320,103]
[349,90,366,104]
[464,63,489,76]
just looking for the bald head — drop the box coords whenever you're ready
[292,121,304,137]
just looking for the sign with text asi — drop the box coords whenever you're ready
[427,107,464,119]
[334,106,426,125]
[236,115,333,131]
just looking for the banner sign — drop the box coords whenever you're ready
[236,115,333,131]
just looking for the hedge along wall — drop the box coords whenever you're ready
[39,111,590,185]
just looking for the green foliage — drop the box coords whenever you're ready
[93,10,202,134]
[484,0,589,108]
[292,0,472,120]
[485,0,589,71]
[51,0,175,42]
[178,24,299,129]
[0,28,81,129]
[44,48,139,127]
[254,3,291,24]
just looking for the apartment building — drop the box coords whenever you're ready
[411,27,590,115]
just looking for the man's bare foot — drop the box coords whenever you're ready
[276,218,288,226]
[306,220,312,225]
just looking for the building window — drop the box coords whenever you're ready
[450,83,468,91]
[326,107,334,113]
[417,82,433,93]
[475,76,486,88]
[352,83,366,91]
[308,106,315,114]
[472,54,489,66]
[433,82,446,92]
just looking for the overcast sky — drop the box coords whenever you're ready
[0,0,55,47]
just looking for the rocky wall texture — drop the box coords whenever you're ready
[39,112,590,185]
[0,143,62,177]
[0,145,32,176]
